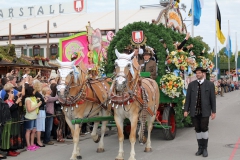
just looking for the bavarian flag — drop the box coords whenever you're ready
[216,3,225,44]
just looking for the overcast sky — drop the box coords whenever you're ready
[0,0,239,53]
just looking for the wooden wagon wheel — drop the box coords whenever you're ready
[162,106,176,140]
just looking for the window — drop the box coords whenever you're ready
[33,45,40,56]
[63,33,69,37]
[29,48,33,57]
[23,49,27,56]
[50,44,58,55]
[18,36,25,39]
[56,33,63,37]
[40,34,46,38]
[40,48,44,57]
[32,35,40,38]
[50,34,56,38]
[2,37,8,40]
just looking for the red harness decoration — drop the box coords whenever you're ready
[77,87,88,105]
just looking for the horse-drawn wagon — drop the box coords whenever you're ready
[55,16,214,160]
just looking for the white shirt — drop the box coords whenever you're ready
[198,79,204,84]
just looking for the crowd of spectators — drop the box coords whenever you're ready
[0,68,91,159]
[217,78,240,97]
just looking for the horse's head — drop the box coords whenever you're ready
[114,49,134,92]
[57,59,75,96]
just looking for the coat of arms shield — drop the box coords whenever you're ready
[74,0,84,13]
[132,31,144,44]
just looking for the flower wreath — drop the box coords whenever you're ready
[159,73,184,98]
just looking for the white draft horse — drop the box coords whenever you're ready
[56,59,110,160]
[109,49,160,160]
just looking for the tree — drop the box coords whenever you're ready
[193,36,210,53]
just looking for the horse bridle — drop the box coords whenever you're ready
[57,71,85,105]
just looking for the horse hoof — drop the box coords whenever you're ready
[96,148,105,153]
[77,155,82,159]
[94,135,101,143]
[144,147,152,152]
[115,158,124,160]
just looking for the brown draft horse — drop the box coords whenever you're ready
[108,49,160,160]
[56,59,110,160]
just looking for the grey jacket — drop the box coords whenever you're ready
[184,79,216,117]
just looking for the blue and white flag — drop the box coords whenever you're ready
[225,22,232,57]
[194,0,204,26]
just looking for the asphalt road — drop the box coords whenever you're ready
[7,90,240,160]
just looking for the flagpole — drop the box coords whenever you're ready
[236,32,238,82]
[228,20,230,80]
[192,0,194,37]
[215,0,218,77]
[115,0,119,33]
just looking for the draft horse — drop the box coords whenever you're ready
[108,49,160,160]
[56,59,110,160]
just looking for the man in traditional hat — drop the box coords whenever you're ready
[184,67,216,157]
[138,50,157,80]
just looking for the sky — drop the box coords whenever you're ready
[0,0,239,53]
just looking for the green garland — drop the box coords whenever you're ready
[106,22,209,127]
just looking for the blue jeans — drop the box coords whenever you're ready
[44,113,53,143]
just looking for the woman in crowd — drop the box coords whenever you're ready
[24,87,42,151]
[50,83,65,142]
[42,86,58,145]
[32,80,46,147]
[0,92,11,159]
[1,83,22,157]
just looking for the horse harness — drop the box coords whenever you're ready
[58,71,109,114]
[109,75,155,117]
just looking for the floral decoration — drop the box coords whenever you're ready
[198,56,215,73]
[166,51,188,71]
[159,73,184,98]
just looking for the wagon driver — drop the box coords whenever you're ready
[139,49,157,80]
[184,67,216,157]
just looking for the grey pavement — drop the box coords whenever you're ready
[7,90,240,160]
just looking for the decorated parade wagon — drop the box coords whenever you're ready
[55,1,215,160]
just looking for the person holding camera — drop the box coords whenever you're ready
[1,83,22,157]
[0,76,25,100]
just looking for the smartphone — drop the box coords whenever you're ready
[19,93,22,97]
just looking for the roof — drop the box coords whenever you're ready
[0,7,164,36]
[0,38,59,46]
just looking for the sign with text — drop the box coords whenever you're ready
[0,1,86,19]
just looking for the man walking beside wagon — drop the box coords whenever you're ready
[184,67,216,157]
